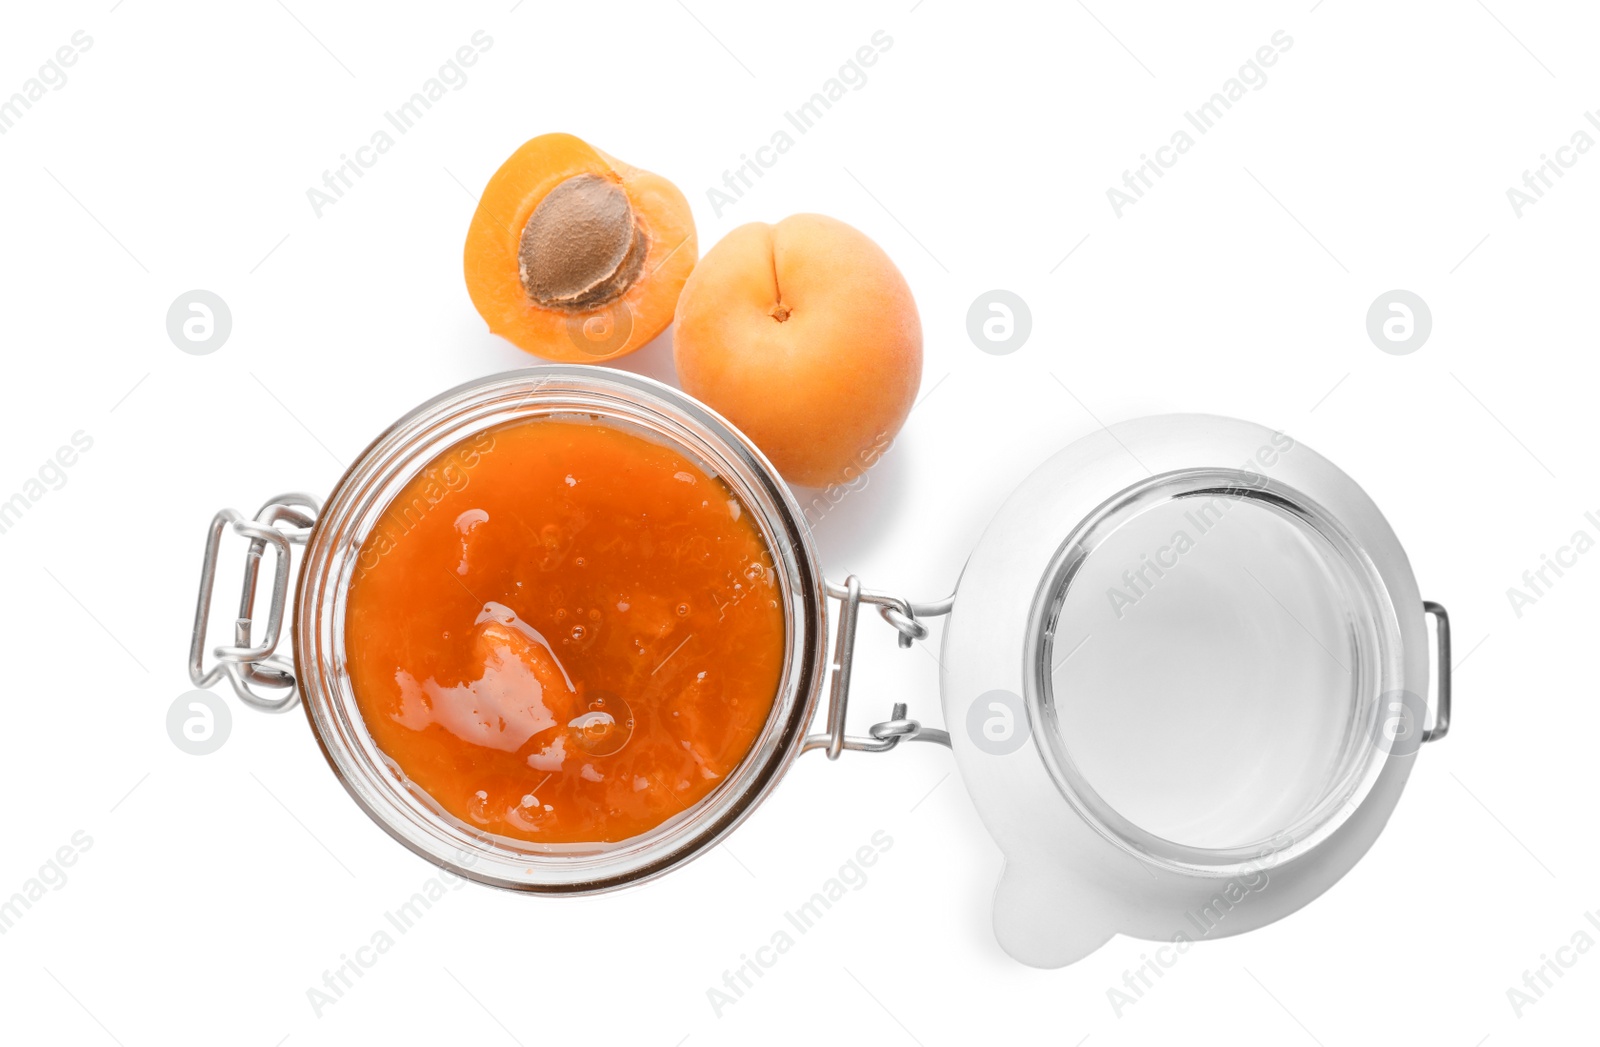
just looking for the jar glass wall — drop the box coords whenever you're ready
[293,368,827,892]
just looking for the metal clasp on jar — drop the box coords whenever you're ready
[188,493,320,713]
[802,575,954,758]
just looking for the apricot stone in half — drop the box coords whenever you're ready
[464,134,697,361]
[673,214,923,488]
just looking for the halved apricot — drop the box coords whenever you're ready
[464,133,697,362]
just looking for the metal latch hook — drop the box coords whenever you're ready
[802,575,954,758]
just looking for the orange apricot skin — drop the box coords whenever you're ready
[463,133,697,362]
[672,214,922,488]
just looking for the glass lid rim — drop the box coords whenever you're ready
[1024,465,1408,875]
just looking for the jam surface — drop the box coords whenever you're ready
[344,416,786,844]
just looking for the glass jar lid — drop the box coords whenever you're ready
[1033,468,1397,868]
[941,414,1438,967]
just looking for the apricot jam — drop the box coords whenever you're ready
[344,416,786,844]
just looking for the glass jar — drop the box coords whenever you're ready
[295,368,837,892]
[939,414,1448,967]
[188,368,1450,966]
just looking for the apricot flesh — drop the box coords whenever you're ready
[464,133,697,362]
[673,214,922,488]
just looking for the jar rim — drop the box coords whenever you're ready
[293,366,827,892]
[1027,468,1404,875]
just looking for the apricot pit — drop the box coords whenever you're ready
[517,174,646,310]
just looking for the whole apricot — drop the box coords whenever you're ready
[464,133,697,362]
[672,214,922,488]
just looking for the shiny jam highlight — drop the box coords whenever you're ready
[344,417,786,844]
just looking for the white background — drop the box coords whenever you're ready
[1,0,1596,1044]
